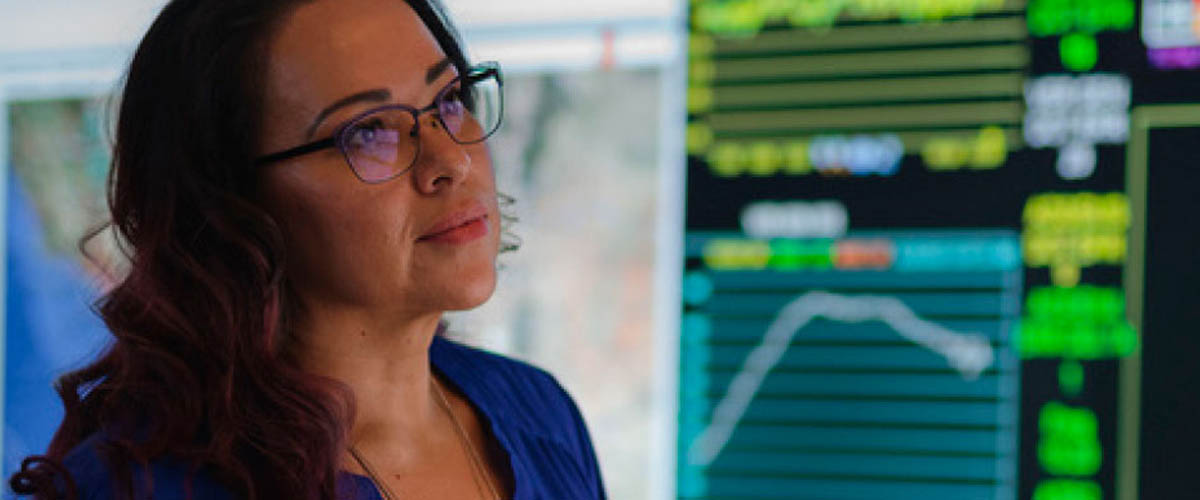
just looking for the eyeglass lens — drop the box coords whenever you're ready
[343,72,502,183]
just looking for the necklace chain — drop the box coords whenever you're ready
[348,377,501,500]
[348,445,401,500]
[433,378,502,500]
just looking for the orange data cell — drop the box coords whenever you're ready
[834,239,896,270]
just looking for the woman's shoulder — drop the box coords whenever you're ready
[59,432,234,500]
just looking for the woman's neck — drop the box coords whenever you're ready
[289,303,446,454]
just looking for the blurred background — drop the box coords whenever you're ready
[1,1,1199,499]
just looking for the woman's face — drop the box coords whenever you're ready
[257,0,501,319]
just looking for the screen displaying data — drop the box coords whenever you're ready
[682,232,1024,498]
[679,1,1200,499]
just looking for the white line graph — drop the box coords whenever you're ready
[686,290,996,467]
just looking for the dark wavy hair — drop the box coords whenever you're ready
[8,0,478,498]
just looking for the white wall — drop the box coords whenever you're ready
[0,0,677,58]
[0,0,166,53]
[0,0,677,75]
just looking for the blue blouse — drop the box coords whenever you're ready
[59,336,607,499]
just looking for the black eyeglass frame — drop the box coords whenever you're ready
[254,61,504,184]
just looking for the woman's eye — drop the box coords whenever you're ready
[348,120,386,145]
[345,118,404,152]
[441,87,469,114]
[447,85,472,105]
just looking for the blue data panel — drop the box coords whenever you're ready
[678,231,1021,500]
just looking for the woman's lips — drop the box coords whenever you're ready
[417,215,488,244]
[418,204,490,244]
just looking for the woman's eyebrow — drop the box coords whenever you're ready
[306,88,392,139]
[305,58,451,139]
[426,57,452,84]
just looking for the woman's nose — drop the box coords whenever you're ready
[411,114,471,193]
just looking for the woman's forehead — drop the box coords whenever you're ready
[266,0,448,112]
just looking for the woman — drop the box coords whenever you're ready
[9,0,605,498]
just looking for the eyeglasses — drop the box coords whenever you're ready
[255,61,503,184]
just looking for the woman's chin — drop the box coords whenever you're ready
[436,269,498,313]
